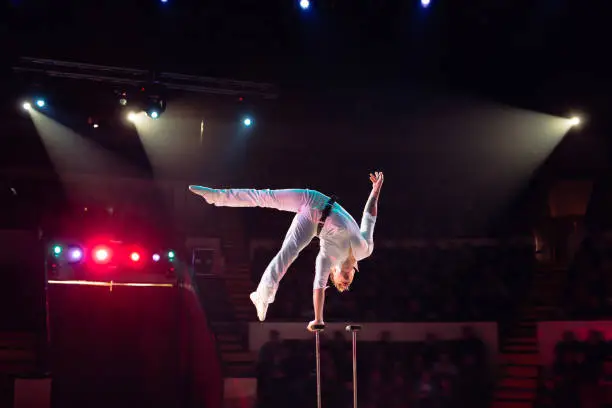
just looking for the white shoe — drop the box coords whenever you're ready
[189,185,217,204]
[249,291,269,322]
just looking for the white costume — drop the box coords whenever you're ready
[189,187,377,320]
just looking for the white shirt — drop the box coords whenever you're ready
[314,202,377,289]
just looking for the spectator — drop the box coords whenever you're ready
[433,352,458,378]
[413,371,439,408]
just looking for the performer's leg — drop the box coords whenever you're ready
[250,211,317,321]
[189,186,319,212]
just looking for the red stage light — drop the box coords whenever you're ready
[92,245,112,264]
[130,252,141,262]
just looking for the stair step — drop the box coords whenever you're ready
[225,364,255,378]
[499,377,538,389]
[504,365,539,378]
[0,349,36,361]
[494,389,536,400]
[220,343,244,352]
[0,361,37,375]
[222,351,256,363]
[512,330,536,339]
[504,344,538,353]
[0,332,36,348]
[217,334,242,343]
[506,338,536,345]
[502,353,539,366]
[491,401,533,408]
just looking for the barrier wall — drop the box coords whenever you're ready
[248,321,498,360]
[538,321,612,366]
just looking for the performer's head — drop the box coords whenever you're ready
[330,249,357,292]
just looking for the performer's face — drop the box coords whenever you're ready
[333,260,356,292]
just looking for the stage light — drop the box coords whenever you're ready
[52,245,63,256]
[569,116,581,126]
[93,123,99,129]
[243,117,253,127]
[127,111,138,122]
[67,247,83,263]
[36,99,46,108]
[147,110,159,119]
[421,0,430,7]
[22,102,32,111]
[92,245,112,264]
[168,250,175,260]
[299,0,310,10]
[130,252,141,262]
[152,253,161,262]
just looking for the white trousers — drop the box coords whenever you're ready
[210,188,328,302]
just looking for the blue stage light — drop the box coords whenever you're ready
[299,0,310,10]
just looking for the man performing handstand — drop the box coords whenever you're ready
[189,172,383,331]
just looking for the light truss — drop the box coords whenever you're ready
[12,56,279,99]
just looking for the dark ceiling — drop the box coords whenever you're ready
[4,0,611,114]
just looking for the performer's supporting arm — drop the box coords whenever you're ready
[308,253,333,331]
[313,288,325,323]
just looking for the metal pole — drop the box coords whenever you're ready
[312,324,326,408]
[352,331,357,408]
[346,325,362,408]
[315,331,322,408]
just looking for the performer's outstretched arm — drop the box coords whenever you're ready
[363,171,383,217]
[359,172,384,257]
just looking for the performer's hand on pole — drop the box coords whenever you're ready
[307,319,324,332]
[369,171,384,193]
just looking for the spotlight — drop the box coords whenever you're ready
[52,245,63,256]
[67,247,83,263]
[127,111,138,122]
[299,0,310,10]
[35,99,46,108]
[152,253,161,262]
[569,116,581,126]
[421,0,430,7]
[92,245,112,264]
[145,97,166,119]
[22,102,32,111]
[140,83,167,119]
[243,117,253,127]
[93,123,99,129]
